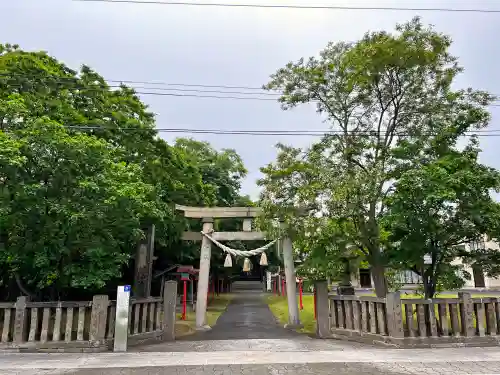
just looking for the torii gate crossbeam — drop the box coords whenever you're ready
[175,205,300,330]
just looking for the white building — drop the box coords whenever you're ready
[350,236,500,290]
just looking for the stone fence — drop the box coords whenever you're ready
[0,281,177,352]
[315,281,500,347]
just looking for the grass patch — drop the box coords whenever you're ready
[175,293,233,337]
[266,295,316,334]
[356,292,500,299]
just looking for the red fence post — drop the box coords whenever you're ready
[182,280,187,320]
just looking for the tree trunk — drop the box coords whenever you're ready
[367,244,388,297]
[424,283,436,299]
[371,264,388,297]
[15,273,35,299]
[337,258,355,295]
[426,268,438,299]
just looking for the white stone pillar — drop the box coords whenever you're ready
[266,271,272,291]
[113,285,131,352]
[196,218,213,329]
[281,224,300,327]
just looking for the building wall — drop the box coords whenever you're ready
[350,236,500,290]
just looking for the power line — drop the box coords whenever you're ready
[64,125,500,137]
[0,72,269,91]
[122,86,280,96]
[3,73,500,104]
[129,91,277,100]
[0,74,277,97]
[73,0,500,14]
[108,79,267,91]
[5,82,500,104]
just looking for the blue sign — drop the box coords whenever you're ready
[124,285,131,292]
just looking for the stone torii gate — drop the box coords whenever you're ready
[176,205,300,330]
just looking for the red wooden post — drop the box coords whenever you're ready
[182,280,187,320]
[212,280,215,298]
[299,279,303,310]
[313,286,317,320]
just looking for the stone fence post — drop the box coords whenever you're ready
[314,281,330,338]
[385,292,404,339]
[459,292,474,336]
[90,295,109,345]
[13,296,29,344]
[163,280,177,341]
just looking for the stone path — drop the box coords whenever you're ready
[4,291,500,374]
[8,362,500,375]
[180,291,299,341]
[134,290,367,353]
[3,348,500,374]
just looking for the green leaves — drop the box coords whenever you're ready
[261,18,497,297]
[382,150,500,297]
[0,44,248,299]
[0,120,156,293]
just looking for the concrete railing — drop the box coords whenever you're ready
[0,281,177,352]
[329,295,389,336]
[315,281,500,347]
[127,297,164,345]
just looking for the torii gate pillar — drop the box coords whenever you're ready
[281,222,301,328]
[175,205,265,330]
[196,218,213,329]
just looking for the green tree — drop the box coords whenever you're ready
[174,138,247,206]
[263,18,492,296]
[383,142,500,298]
[0,118,165,299]
[0,43,243,298]
[258,143,364,289]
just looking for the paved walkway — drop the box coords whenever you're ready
[3,348,500,374]
[180,291,300,341]
[135,290,367,353]
[4,291,500,374]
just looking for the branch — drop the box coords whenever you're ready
[410,265,422,276]
[357,244,369,256]
[15,273,35,298]
[313,87,369,170]
[382,68,405,151]
[374,77,390,162]
[377,185,394,216]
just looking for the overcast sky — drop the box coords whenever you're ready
[2,0,500,199]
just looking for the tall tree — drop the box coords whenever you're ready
[382,141,500,298]
[0,44,243,298]
[0,118,164,299]
[263,17,492,296]
[174,138,247,206]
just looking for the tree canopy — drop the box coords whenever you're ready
[383,141,500,297]
[260,17,500,297]
[0,43,248,300]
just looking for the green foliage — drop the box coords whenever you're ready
[0,44,248,299]
[174,138,247,207]
[261,17,495,297]
[383,144,500,297]
[0,119,160,295]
